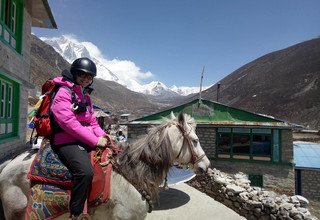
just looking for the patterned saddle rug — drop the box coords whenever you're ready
[26,138,116,220]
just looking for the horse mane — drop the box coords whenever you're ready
[115,114,195,203]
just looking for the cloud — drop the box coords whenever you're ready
[82,41,102,57]
[41,34,154,89]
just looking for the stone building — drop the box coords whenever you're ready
[294,142,320,201]
[0,0,56,161]
[127,99,295,194]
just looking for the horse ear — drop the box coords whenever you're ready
[170,111,176,119]
[178,112,185,125]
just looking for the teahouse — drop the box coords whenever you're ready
[127,99,295,194]
[0,0,56,161]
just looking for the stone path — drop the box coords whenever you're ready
[146,183,245,220]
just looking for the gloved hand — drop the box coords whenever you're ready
[96,137,108,147]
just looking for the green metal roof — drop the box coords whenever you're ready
[132,99,289,127]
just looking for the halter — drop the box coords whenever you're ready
[174,123,206,167]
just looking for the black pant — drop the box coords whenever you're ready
[52,144,93,216]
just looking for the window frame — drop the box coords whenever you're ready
[0,0,23,53]
[0,73,19,141]
[216,127,279,162]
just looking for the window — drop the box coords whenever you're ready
[217,133,231,153]
[233,134,250,154]
[0,0,22,53]
[216,127,278,162]
[0,74,19,140]
[0,82,5,118]
[252,134,271,155]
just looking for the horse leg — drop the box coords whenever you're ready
[1,185,27,220]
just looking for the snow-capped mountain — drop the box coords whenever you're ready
[41,36,120,82]
[140,81,180,97]
[170,85,204,96]
[41,35,200,96]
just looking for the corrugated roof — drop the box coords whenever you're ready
[294,142,320,169]
[132,99,290,128]
[162,167,196,186]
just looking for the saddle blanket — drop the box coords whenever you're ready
[27,138,72,186]
[26,183,70,220]
[26,138,114,220]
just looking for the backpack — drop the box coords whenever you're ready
[29,78,77,143]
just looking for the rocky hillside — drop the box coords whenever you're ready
[190,38,320,129]
[30,35,169,118]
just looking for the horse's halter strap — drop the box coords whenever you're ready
[175,123,206,166]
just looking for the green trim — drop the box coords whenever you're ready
[0,133,20,144]
[0,72,20,140]
[0,0,23,54]
[209,157,294,167]
[0,71,21,84]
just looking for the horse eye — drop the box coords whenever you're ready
[192,139,198,145]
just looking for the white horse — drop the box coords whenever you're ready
[0,113,210,220]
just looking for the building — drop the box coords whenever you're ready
[294,142,320,201]
[127,99,295,194]
[0,0,56,161]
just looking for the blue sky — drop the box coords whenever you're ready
[32,0,320,87]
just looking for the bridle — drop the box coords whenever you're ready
[174,123,206,167]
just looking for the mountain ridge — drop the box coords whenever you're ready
[192,38,320,129]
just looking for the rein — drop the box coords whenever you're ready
[175,123,206,167]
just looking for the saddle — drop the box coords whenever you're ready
[25,138,120,220]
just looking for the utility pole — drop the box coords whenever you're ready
[199,66,205,105]
[216,82,221,102]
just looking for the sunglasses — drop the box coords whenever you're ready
[77,72,94,81]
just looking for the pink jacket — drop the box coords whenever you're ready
[51,77,105,147]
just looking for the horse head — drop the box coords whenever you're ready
[167,112,210,174]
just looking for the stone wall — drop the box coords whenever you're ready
[282,130,294,163]
[300,169,320,202]
[212,161,295,195]
[188,168,318,220]
[0,6,32,161]
[196,126,216,158]
[127,124,150,140]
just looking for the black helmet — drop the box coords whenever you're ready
[70,57,97,77]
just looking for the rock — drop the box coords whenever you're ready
[214,176,228,186]
[258,215,270,220]
[290,195,309,208]
[270,214,277,220]
[279,202,294,210]
[248,200,263,208]
[293,213,303,220]
[226,184,246,194]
